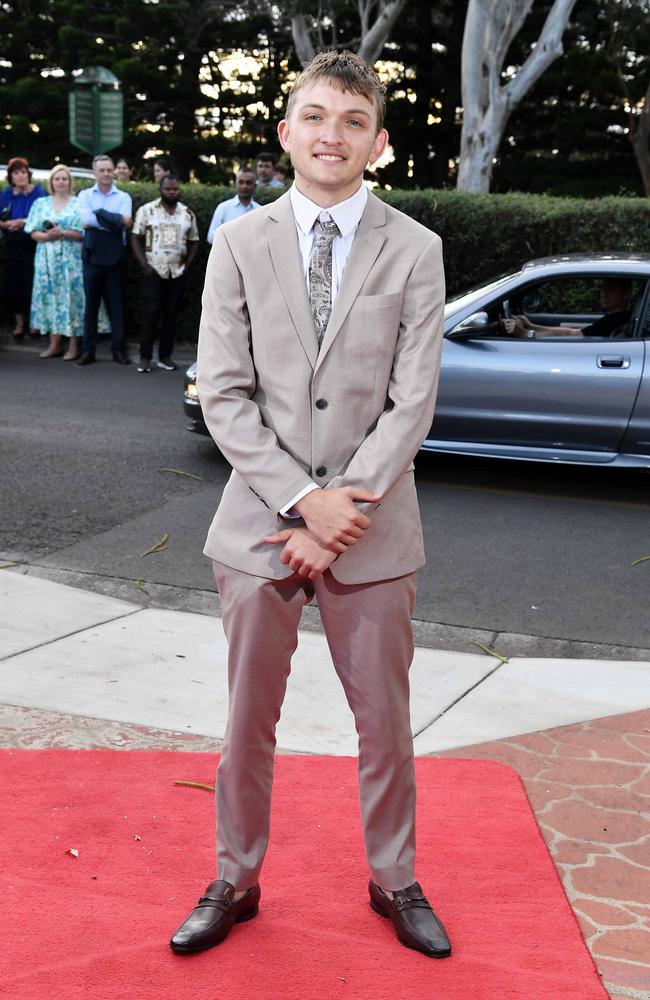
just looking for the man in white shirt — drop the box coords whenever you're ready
[76,155,132,366]
[206,168,260,245]
[170,51,449,961]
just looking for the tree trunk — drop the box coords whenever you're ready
[630,79,650,197]
[291,0,405,67]
[357,0,407,65]
[457,0,577,193]
[168,40,203,180]
[457,101,508,193]
[291,13,315,66]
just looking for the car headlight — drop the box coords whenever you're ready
[186,383,199,399]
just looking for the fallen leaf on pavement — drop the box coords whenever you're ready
[140,532,169,558]
[471,640,510,665]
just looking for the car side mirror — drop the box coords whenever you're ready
[448,311,489,338]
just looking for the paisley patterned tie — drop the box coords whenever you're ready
[308,214,340,346]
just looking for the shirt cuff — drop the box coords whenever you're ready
[279,483,319,518]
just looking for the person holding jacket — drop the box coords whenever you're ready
[76,155,132,366]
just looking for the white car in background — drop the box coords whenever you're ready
[0,164,94,183]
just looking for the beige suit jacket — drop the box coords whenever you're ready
[197,190,445,584]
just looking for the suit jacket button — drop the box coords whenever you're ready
[315,398,328,410]
[315,466,327,477]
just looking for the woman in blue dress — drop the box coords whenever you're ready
[24,164,85,360]
[0,157,46,338]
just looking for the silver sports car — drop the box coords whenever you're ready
[184,253,650,468]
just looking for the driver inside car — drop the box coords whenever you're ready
[503,278,634,339]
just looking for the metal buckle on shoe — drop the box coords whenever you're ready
[395,895,427,909]
[199,895,230,911]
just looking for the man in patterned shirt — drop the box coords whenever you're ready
[131,174,199,372]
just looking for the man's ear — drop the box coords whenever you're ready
[278,119,290,153]
[368,128,389,168]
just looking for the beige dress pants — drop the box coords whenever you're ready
[212,560,418,893]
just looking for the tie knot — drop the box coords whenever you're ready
[314,215,340,240]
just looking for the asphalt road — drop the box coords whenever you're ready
[2,340,650,654]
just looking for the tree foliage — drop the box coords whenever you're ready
[0,0,299,180]
[0,0,648,196]
[290,0,407,65]
[457,0,578,193]
[492,0,650,197]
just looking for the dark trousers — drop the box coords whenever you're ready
[4,230,36,317]
[140,272,185,361]
[82,260,125,355]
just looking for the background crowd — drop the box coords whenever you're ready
[0,151,290,368]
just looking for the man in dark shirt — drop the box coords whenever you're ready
[505,278,634,338]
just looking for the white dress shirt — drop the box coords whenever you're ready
[280,183,368,516]
[206,195,260,245]
[77,184,132,233]
[290,182,368,300]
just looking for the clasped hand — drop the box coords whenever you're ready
[264,485,381,580]
[263,526,337,580]
[293,485,380,553]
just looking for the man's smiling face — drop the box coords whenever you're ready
[278,82,388,207]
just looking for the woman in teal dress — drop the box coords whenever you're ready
[24,164,85,360]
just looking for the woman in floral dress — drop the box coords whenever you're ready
[24,164,85,360]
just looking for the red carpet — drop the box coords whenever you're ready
[0,751,606,999]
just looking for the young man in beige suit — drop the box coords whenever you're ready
[170,51,450,959]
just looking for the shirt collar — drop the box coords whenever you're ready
[290,183,368,238]
[92,183,118,196]
[155,198,179,212]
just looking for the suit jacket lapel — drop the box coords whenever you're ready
[267,192,318,368]
[315,193,387,371]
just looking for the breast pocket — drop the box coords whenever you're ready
[355,292,402,312]
[347,293,402,355]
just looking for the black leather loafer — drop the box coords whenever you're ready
[76,353,96,366]
[112,350,131,365]
[369,880,451,958]
[170,880,260,954]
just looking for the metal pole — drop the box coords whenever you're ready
[92,83,100,156]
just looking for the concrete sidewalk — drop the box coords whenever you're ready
[1,569,649,999]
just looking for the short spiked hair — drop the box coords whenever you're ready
[285,50,386,133]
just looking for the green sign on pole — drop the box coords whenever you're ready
[69,66,123,156]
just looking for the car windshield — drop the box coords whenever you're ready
[444,268,520,318]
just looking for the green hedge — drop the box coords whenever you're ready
[88,181,281,346]
[382,190,650,300]
[2,183,649,344]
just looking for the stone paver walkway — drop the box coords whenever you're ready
[437,709,650,1000]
